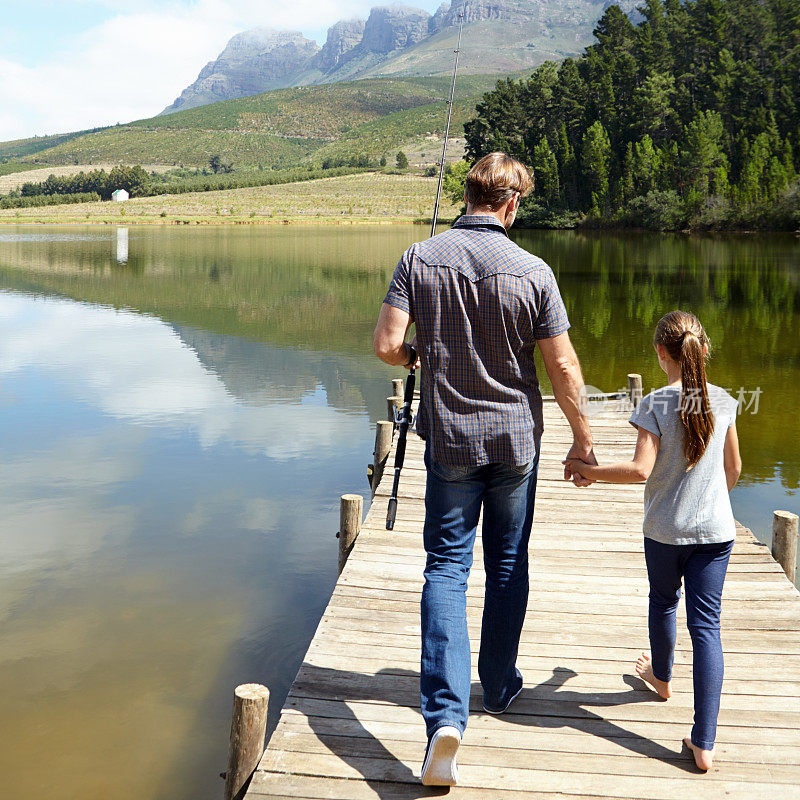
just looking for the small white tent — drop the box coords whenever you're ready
[112,189,129,202]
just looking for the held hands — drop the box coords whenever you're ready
[563,442,597,487]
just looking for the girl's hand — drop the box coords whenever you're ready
[563,457,590,483]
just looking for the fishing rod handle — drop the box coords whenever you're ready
[394,426,408,464]
[403,368,416,401]
[386,497,397,530]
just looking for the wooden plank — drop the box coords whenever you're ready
[249,771,628,800]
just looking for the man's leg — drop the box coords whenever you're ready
[478,457,538,711]
[420,446,484,738]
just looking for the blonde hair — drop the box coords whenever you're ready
[654,311,715,469]
[465,152,533,210]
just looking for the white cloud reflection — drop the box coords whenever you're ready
[0,291,366,461]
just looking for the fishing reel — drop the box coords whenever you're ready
[394,405,415,427]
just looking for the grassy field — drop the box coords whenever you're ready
[0,172,461,224]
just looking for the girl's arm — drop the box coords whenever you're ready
[724,423,742,491]
[564,425,660,484]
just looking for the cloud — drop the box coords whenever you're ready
[0,6,237,141]
[0,0,438,142]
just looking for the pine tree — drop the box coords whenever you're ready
[581,121,612,209]
[532,138,560,203]
[681,111,728,196]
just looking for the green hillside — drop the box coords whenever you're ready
[11,72,525,170]
[22,128,322,170]
[0,128,106,160]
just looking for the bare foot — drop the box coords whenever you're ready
[684,736,714,771]
[635,652,672,699]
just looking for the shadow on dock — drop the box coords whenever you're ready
[291,663,697,798]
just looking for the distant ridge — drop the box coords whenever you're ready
[161,0,641,114]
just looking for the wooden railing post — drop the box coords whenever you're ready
[371,420,393,496]
[338,494,363,574]
[223,683,270,800]
[387,395,402,428]
[772,510,799,583]
[627,373,643,408]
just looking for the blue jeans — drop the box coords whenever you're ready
[644,537,734,750]
[420,442,538,737]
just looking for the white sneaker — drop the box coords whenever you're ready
[420,725,461,786]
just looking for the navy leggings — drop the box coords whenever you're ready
[643,537,734,750]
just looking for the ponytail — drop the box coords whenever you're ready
[678,330,714,468]
[654,311,715,469]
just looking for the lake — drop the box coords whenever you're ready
[0,224,797,800]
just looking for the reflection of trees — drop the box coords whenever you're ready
[514,230,800,488]
[0,226,414,356]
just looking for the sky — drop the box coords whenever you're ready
[0,0,442,142]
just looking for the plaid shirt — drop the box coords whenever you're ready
[383,215,570,467]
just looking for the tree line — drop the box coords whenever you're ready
[20,166,150,200]
[464,0,800,230]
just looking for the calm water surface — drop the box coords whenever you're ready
[0,225,797,800]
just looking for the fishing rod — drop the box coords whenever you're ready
[386,12,465,531]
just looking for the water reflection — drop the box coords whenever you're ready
[117,227,128,264]
[0,286,391,800]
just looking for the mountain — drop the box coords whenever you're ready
[162,28,320,114]
[313,20,366,71]
[162,0,643,114]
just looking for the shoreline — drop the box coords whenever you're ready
[0,216,795,234]
[0,216,435,226]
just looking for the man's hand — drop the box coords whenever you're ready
[564,442,597,487]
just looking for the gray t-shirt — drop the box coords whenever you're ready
[629,383,738,546]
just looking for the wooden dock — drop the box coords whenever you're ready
[243,391,800,800]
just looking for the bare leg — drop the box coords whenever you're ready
[684,736,714,771]
[635,652,672,699]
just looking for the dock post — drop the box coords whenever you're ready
[338,494,363,574]
[371,421,393,496]
[392,378,404,399]
[387,395,402,427]
[627,373,643,408]
[223,683,270,800]
[772,510,799,583]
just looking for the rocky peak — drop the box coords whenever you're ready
[442,0,528,26]
[207,28,317,71]
[428,2,451,34]
[360,5,432,54]
[314,19,366,70]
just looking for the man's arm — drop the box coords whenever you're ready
[536,331,596,485]
[373,303,416,368]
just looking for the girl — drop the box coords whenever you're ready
[566,310,742,772]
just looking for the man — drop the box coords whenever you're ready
[373,152,595,786]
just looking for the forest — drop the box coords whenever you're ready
[463,0,800,229]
